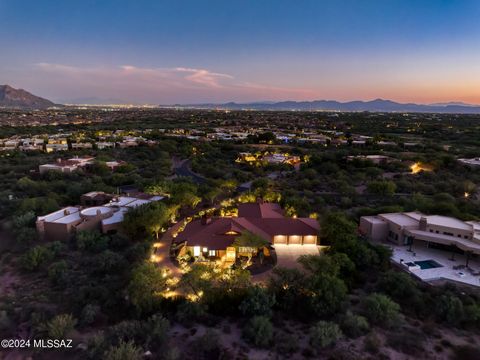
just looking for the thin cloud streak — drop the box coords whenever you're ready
[32,63,314,103]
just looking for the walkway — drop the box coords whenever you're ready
[154,220,185,278]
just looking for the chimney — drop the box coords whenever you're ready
[64,209,70,215]
[419,217,427,231]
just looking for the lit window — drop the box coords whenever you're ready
[193,246,200,257]
[209,250,216,257]
[202,247,208,252]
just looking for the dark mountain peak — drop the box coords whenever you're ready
[0,85,56,109]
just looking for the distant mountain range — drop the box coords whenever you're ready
[174,99,480,114]
[0,85,56,109]
[2,84,480,114]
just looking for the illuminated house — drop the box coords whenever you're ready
[174,202,320,261]
[236,152,301,166]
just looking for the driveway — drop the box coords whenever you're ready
[273,244,320,270]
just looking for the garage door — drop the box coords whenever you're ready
[302,235,317,245]
[288,235,302,244]
[273,235,287,244]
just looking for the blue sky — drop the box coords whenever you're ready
[1,0,479,103]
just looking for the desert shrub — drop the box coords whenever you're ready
[378,270,420,301]
[340,311,369,338]
[310,321,343,349]
[452,345,480,360]
[81,304,101,326]
[20,243,60,271]
[48,260,68,285]
[239,286,275,318]
[309,321,343,349]
[364,332,381,354]
[107,320,147,345]
[175,301,206,325]
[192,329,227,360]
[386,328,426,356]
[435,294,464,325]
[46,314,77,338]
[147,314,169,349]
[463,304,480,327]
[104,340,142,360]
[274,331,299,355]
[0,310,12,332]
[242,316,273,348]
[86,332,107,360]
[363,293,401,328]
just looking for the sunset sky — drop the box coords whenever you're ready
[1,0,480,104]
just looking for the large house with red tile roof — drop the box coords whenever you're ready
[174,202,320,261]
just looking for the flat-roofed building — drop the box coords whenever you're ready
[39,156,95,174]
[36,193,164,241]
[360,212,480,255]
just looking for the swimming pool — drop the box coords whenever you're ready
[414,260,443,269]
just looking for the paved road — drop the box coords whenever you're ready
[174,159,206,184]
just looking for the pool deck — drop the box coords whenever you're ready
[390,244,480,287]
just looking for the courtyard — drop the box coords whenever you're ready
[390,243,480,288]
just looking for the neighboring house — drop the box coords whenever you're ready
[458,158,480,167]
[174,202,320,261]
[236,152,301,166]
[105,160,126,171]
[39,156,95,174]
[96,141,115,149]
[71,142,93,149]
[347,155,393,164]
[45,143,68,152]
[36,192,164,241]
[360,212,480,256]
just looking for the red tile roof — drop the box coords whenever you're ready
[238,202,284,218]
[175,202,319,249]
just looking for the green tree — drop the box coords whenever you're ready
[76,230,109,252]
[233,231,269,251]
[128,262,168,314]
[309,274,347,317]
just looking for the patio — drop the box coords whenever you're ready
[390,242,480,287]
